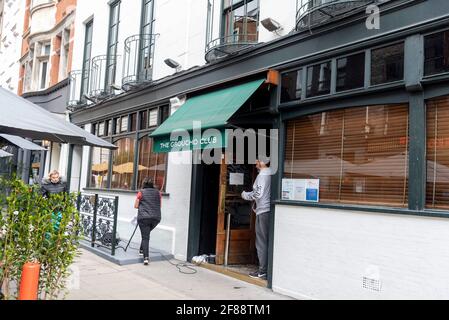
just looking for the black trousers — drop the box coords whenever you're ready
[138,218,160,259]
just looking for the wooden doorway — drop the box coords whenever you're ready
[215,156,257,265]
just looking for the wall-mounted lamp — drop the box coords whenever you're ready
[42,140,50,148]
[261,17,283,33]
[164,58,182,72]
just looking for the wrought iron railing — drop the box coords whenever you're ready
[205,32,258,63]
[122,34,157,90]
[89,55,120,99]
[67,70,89,110]
[296,0,375,30]
[76,193,119,256]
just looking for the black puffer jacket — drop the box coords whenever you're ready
[137,187,161,221]
[41,178,68,197]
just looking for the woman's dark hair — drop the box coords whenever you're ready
[142,177,154,189]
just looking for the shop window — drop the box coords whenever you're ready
[137,136,168,191]
[336,52,365,92]
[426,96,449,209]
[424,31,449,76]
[139,110,148,130]
[371,43,404,85]
[130,113,137,132]
[148,109,158,127]
[280,69,302,103]
[160,105,170,124]
[98,122,105,136]
[306,61,331,98]
[284,104,409,207]
[111,137,135,190]
[90,147,110,189]
[120,116,128,132]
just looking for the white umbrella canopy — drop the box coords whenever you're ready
[0,87,115,149]
[0,150,13,158]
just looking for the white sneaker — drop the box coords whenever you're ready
[143,258,149,265]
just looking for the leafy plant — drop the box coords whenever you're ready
[0,177,82,300]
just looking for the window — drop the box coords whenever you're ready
[306,61,331,98]
[371,43,404,85]
[223,0,259,44]
[284,104,409,207]
[149,109,158,127]
[98,122,105,136]
[40,61,48,89]
[424,31,449,76]
[139,0,154,79]
[281,69,302,103]
[160,105,170,124]
[426,96,449,209]
[89,107,168,191]
[90,147,110,189]
[81,20,93,98]
[206,0,214,45]
[111,137,135,190]
[139,110,148,130]
[130,113,137,132]
[336,52,365,92]
[120,116,128,132]
[137,136,168,191]
[105,1,121,91]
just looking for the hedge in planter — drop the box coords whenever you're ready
[0,178,82,300]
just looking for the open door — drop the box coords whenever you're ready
[215,155,257,265]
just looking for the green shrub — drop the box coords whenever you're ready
[0,178,82,300]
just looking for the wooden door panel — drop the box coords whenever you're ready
[215,157,257,265]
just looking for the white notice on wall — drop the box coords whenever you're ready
[282,179,319,202]
[229,173,244,185]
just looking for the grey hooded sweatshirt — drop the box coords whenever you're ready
[241,168,272,215]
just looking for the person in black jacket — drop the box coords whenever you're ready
[134,177,161,265]
[41,170,68,197]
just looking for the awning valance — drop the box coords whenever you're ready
[0,134,47,151]
[150,79,265,153]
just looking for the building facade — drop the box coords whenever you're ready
[16,0,77,182]
[0,0,25,93]
[67,0,449,299]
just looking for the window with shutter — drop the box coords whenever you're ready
[426,96,449,209]
[284,104,409,207]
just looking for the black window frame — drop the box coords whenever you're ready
[88,105,169,191]
[370,42,405,86]
[80,19,93,99]
[105,0,121,93]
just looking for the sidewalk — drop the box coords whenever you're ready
[66,249,293,300]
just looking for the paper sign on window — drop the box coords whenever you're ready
[282,179,319,202]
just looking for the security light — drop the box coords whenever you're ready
[164,58,182,72]
[261,17,282,32]
[110,83,122,91]
[82,94,97,104]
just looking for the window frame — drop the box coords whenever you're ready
[87,105,169,192]
[105,0,121,93]
[80,19,94,99]
[423,28,449,78]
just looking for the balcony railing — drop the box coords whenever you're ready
[205,33,258,63]
[296,0,375,30]
[67,70,89,110]
[122,34,157,90]
[89,54,120,100]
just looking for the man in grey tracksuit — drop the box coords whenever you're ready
[241,158,271,280]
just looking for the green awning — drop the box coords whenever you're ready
[150,79,265,153]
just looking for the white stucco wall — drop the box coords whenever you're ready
[273,205,449,300]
